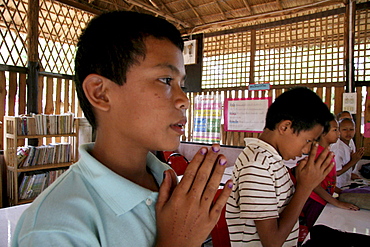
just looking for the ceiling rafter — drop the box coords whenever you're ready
[123,0,190,27]
[148,0,159,9]
[276,0,283,10]
[53,0,346,34]
[188,0,342,34]
[184,0,205,25]
[214,0,227,20]
[241,0,253,14]
[148,0,183,25]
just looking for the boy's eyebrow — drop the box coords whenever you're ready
[154,63,186,80]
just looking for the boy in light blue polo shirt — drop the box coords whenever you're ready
[12,11,233,247]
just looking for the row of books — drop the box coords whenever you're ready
[18,169,67,200]
[16,113,75,136]
[17,143,72,168]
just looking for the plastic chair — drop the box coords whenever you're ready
[211,189,231,247]
[156,151,175,163]
[166,153,189,176]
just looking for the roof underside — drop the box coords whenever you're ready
[55,0,351,35]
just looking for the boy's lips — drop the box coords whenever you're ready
[170,118,187,135]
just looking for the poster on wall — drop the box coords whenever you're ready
[224,97,272,132]
[342,92,357,114]
[364,123,370,138]
[183,40,197,65]
[193,95,222,143]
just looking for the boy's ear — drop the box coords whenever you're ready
[278,120,292,134]
[82,74,110,112]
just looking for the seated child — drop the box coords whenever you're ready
[336,111,356,151]
[300,115,359,232]
[226,87,334,247]
[336,110,352,121]
[331,118,365,188]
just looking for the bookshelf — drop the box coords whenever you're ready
[3,115,79,206]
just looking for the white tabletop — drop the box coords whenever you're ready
[304,203,370,243]
[0,203,30,247]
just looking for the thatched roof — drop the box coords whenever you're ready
[56,0,349,34]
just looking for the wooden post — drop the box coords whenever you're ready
[344,0,356,94]
[27,0,39,147]
[249,29,256,85]
[27,0,39,115]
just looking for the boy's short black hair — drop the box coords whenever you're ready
[336,111,352,120]
[264,87,332,133]
[339,117,355,126]
[74,11,184,129]
[322,113,336,135]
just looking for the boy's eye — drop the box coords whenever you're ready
[159,78,173,85]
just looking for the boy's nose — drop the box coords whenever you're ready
[175,87,190,110]
[302,144,312,155]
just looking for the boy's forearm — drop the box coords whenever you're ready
[313,186,338,206]
[279,185,311,230]
[336,160,356,176]
[257,185,311,247]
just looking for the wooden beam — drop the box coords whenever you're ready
[188,0,343,34]
[184,0,204,25]
[241,0,252,13]
[124,0,191,28]
[214,0,227,21]
[147,0,188,28]
[55,0,102,15]
[276,0,283,9]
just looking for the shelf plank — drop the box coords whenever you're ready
[5,133,77,139]
[7,162,73,172]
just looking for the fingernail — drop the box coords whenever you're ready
[200,148,207,155]
[219,158,227,166]
[228,182,233,188]
[212,145,220,153]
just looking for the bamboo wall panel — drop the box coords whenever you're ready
[37,76,78,116]
[7,72,17,116]
[37,76,43,114]
[55,79,62,115]
[0,72,81,149]
[18,74,26,114]
[364,87,370,155]
[45,77,54,114]
[0,71,5,150]
[356,89,363,149]
[334,87,345,114]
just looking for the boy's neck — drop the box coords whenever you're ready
[340,138,351,146]
[91,132,160,192]
[258,129,277,150]
[319,140,329,148]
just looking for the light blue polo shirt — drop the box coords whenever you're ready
[12,143,171,247]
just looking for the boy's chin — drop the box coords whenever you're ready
[160,141,181,151]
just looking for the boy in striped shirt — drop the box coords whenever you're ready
[226,87,334,247]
